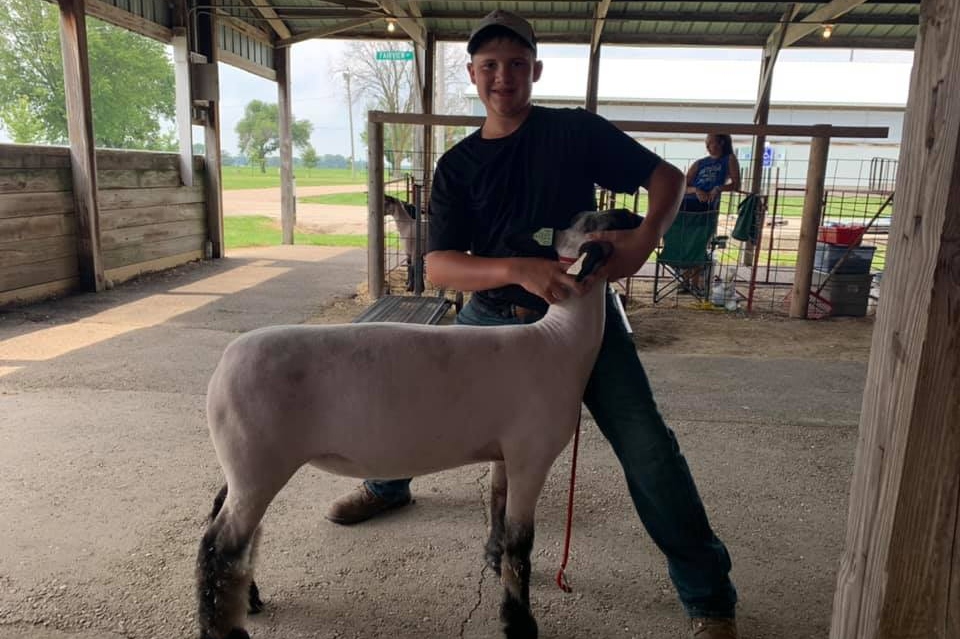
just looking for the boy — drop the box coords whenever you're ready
[327,10,738,638]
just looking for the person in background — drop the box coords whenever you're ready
[325,10,738,639]
[682,134,741,212]
[674,134,741,291]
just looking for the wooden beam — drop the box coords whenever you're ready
[377,0,426,48]
[421,32,435,199]
[278,17,381,46]
[172,29,193,187]
[367,120,385,299]
[85,0,171,42]
[367,112,889,138]
[591,0,611,51]
[57,0,104,292]
[585,0,611,113]
[277,46,295,245]
[241,0,291,40]
[218,49,276,81]
[752,4,800,198]
[830,0,960,636]
[789,132,829,319]
[194,2,224,259]
[219,14,273,45]
[781,0,869,49]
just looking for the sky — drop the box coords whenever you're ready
[216,41,914,159]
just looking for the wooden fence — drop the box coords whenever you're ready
[0,144,209,306]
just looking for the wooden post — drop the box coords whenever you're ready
[750,54,772,196]
[585,43,601,113]
[58,0,104,292]
[830,1,960,636]
[421,32,435,200]
[368,119,385,299]
[277,46,295,245]
[195,2,224,258]
[789,131,829,319]
[172,28,193,187]
[585,0,609,113]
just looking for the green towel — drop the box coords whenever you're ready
[733,194,762,243]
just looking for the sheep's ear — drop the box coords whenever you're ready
[504,233,558,260]
[571,241,614,282]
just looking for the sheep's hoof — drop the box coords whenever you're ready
[199,630,249,639]
[248,581,264,614]
[501,599,537,639]
[484,545,503,576]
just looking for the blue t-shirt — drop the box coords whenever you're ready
[682,154,730,210]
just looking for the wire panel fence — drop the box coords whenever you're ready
[367,112,893,319]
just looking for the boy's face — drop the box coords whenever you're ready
[467,37,542,121]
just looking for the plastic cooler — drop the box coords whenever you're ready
[813,241,876,275]
[812,270,872,317]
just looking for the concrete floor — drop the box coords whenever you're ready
[0,245,866,639]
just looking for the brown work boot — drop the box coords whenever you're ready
[691,617,738,639]
[325,483,412,525]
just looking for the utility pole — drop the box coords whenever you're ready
[343,71,356,179]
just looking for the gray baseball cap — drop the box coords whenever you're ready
[467,9,537,55]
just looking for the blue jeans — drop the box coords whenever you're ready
[364,291,736,619]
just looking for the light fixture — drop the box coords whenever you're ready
[821,24,834,39]
[386,18,397,33]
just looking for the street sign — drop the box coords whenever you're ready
[376,50,414,61]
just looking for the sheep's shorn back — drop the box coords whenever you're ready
[196,209,643,639]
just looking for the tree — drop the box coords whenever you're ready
[235,100,313,173]
[300,146,318,175]
[338,42,418,175]
[1,95,46,143]
[338,42,471,174]
[0,0,175,149]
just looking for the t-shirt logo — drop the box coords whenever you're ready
[533,227,555,247]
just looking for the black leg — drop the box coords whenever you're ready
[248,581,264,614]
[499,521,537,639]
[196,487,255,639]
[485,463,507,575]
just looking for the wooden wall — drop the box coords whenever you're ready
[0,144,208,306]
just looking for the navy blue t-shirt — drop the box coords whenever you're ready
[428,106,662,311]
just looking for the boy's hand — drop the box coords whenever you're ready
[586,225,660,281]
[513,258,589,304]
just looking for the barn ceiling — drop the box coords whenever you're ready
[227,1,920,49]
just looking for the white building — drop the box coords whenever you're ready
[467,48,911,188]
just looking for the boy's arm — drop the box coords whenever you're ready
[589,161,685,280]
[426,251,582,303]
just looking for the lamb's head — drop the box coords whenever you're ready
[504,209,642,282]
[384,194,416,220]
[556,208,644,281]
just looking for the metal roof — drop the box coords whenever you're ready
[227,1,920,50]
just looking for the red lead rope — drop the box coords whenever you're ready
[555,415,581,593]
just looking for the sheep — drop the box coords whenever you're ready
[384,194,425,291]
[195,208,643,639]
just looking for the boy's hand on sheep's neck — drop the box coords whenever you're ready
[586,225,659,281]
[512,257,586,305]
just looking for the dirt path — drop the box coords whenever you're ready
[224,184,369,234]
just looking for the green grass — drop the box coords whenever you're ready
[224,215,369,249]
[221,166,368,190]
[299,192,368,206]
